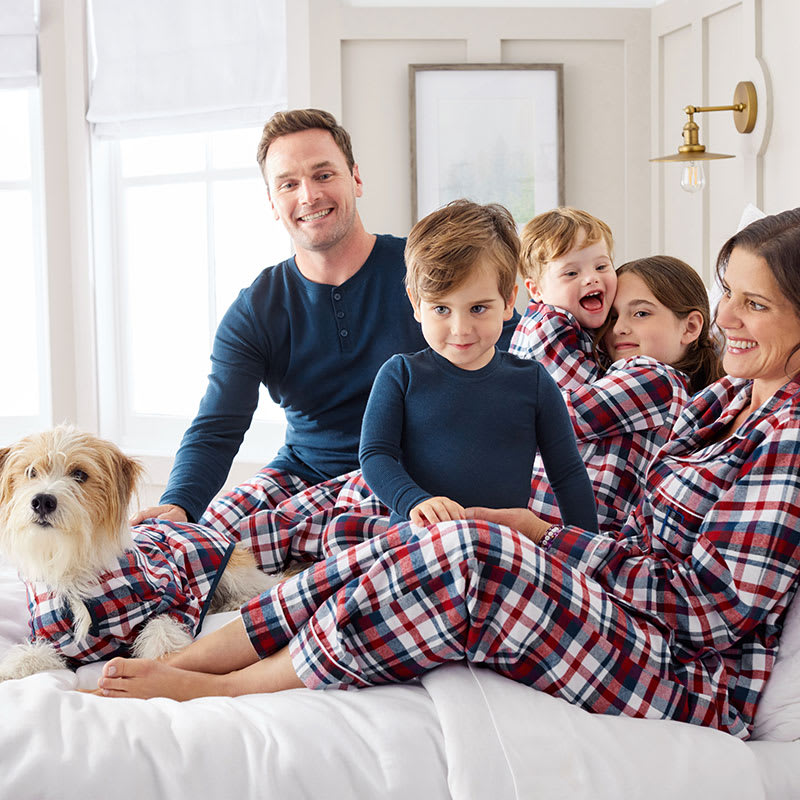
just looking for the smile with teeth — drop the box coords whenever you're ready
[299,208,332,222]
[727,337,758,351]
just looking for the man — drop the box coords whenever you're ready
[133,108,516,526]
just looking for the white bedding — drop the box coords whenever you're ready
[1,556,798,800]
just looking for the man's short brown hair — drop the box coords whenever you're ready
[256,108,355,185]
[519,207,614,283]
[405,199,520,303]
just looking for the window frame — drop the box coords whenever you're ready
[91,130,290,464]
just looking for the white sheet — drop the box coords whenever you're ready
[0,560,449,800]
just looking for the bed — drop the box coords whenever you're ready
[1,554,798,799]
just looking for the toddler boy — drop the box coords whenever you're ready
[359,200,598,531]
[510,207,616,389]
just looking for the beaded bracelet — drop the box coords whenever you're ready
[539,524,561,550]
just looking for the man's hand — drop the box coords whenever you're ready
[463,506,553,544]
[130,503,189,526]
[410,496,466,526]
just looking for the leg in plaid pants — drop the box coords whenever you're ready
[204,469,390,571]
[243,519,738,734]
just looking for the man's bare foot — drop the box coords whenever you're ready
[97,658,230,701]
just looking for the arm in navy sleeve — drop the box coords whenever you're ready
[160,291,265,522]
[359,357,432,519]
[534,367,599,532]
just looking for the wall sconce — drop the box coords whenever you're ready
[651,81,758,193]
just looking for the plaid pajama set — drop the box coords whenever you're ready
[241,376,800,739]
[511,302,691,530]
[26,521,233,665]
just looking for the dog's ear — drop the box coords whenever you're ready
[116,451,144,509]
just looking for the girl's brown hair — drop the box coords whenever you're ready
[595,256,724,394]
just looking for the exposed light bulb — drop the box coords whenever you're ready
[680,161,705,193]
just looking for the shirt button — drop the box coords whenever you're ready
[340,329,349,337]
[336,311,345,319]
[333,292,342,301]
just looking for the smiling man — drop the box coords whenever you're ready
[133,109,430,526]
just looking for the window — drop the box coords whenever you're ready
[93,127,291,460]
[0,87,49,444]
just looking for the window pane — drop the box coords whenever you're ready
[120,132,206,178]
[0,189,39,415]
[210,127,262,171]
[124,183,210,415]
[0,90,32,181]
[213,178,291,318]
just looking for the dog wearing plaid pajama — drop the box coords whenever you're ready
[0,426,278,680]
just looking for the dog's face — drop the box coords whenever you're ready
[0,426,142,588]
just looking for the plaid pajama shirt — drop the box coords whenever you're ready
[241,376,800,739]
[26,521,233,665]
[509,302,601,390]
[510,302,690,530]
[530,356,690,531]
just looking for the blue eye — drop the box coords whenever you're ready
[433,306,449,315]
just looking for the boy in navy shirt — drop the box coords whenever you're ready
[359,200,598,531]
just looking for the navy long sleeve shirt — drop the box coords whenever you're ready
[359,348,598,531]
[161,235,520,522]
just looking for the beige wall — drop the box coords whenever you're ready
[289,0,652,265]
[652,0,800,283]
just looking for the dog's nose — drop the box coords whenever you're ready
[31,493,58,517]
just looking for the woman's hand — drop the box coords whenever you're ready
[410,496,466,526]
[464,506,555,545]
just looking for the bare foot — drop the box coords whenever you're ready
[97,657,230,701]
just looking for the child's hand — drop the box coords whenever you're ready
[410,497,466,526]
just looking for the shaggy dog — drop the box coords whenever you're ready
[0,426,278,679]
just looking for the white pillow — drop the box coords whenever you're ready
[752,588,800,741]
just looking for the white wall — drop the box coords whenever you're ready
[289,0,652,265]
[651,0,800,284]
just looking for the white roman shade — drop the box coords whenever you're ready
[86,0,287,138]
[0,0,39,88]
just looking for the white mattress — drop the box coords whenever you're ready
[1,557,797,800]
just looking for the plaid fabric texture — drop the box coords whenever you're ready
[26,520,234,665]
[199,467,313,535]
[509,302,600,391]
[225,470,388,572]
[241,376,800,739]
[530,356,690,531]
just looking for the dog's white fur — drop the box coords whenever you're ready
[0,426,280,680]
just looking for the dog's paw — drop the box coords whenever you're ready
[0,640,68,681]
[132,615,193,660]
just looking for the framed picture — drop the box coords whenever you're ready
[410,63,564,224]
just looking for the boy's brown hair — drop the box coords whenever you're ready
[256,108,355,187]
[405,199,520,303]
[519,207,614,283]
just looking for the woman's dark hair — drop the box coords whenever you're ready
[594,255,724,394]
[715,207,800,374]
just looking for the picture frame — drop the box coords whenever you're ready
[409,63,564,224]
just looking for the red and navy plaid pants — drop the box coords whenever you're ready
[200,468,389,572]
[241,518,748,738]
